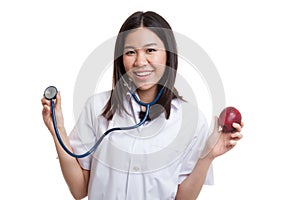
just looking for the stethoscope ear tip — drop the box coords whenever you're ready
[44,86,58,100]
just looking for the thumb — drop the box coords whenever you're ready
[213,116,219,133]
[199,117,220,159]
[55,91,62,108]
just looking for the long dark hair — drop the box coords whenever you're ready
[102,11,181,120]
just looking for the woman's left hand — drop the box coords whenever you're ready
[201,117,244,160]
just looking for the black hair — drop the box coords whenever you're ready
[102,11,182,120]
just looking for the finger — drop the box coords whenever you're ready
[231,132,243,140]
[42,104,51,115]
[229,140,237,147]
[232,122,242,132]
[41,97,51,106]
[240,121,245,128]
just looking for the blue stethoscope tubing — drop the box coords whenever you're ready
[48,86,164,158]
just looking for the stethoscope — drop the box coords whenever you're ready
[44,84,164,158]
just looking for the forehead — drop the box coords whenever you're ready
[124,28,165,48]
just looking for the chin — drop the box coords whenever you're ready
[135,83,157,92]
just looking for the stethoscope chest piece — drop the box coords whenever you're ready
[44,86,58,100]
[43,85,163,158]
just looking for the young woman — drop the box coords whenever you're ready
[41,11,243,200]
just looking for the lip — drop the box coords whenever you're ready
[133,70,153,77]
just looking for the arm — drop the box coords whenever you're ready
[176,156,213,200]
[176,117,243,200]
[52,127,90,199]
[41,92,89,199]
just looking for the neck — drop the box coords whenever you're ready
[137,86,158,104]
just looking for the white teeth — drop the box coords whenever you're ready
[135,71,152,76]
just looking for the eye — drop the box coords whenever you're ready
[124,50,135,56]
[146,48,157,53]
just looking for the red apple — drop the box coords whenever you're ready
[219,106,242,133]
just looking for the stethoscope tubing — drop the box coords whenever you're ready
[51,88,163,158]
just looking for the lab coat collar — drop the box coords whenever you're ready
[125,91,181,111]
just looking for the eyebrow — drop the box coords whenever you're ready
[124,43,158,49]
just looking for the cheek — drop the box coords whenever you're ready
[152,54,167,74]
[151,53,167,66]
[123,57,133,72]
[158,66,167,79]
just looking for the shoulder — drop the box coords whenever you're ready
[83,90,112,116]
[89,90,111,103]
[175,99,208,135]
[173,99,207,122]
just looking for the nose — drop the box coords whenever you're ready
[134,52,148,67]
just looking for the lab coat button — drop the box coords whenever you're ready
[133,166,140,171]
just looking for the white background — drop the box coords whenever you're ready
[1,0,299,199]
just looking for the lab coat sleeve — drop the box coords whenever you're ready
[178,111,214,185]
[69,96,97,170]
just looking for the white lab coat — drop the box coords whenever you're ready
[69,91,213,200]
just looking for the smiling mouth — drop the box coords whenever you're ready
[134,71,153,77]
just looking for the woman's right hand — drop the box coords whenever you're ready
[41,92,89,199]
[41,91,65,136]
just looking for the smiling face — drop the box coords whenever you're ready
[123,28,167,94]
